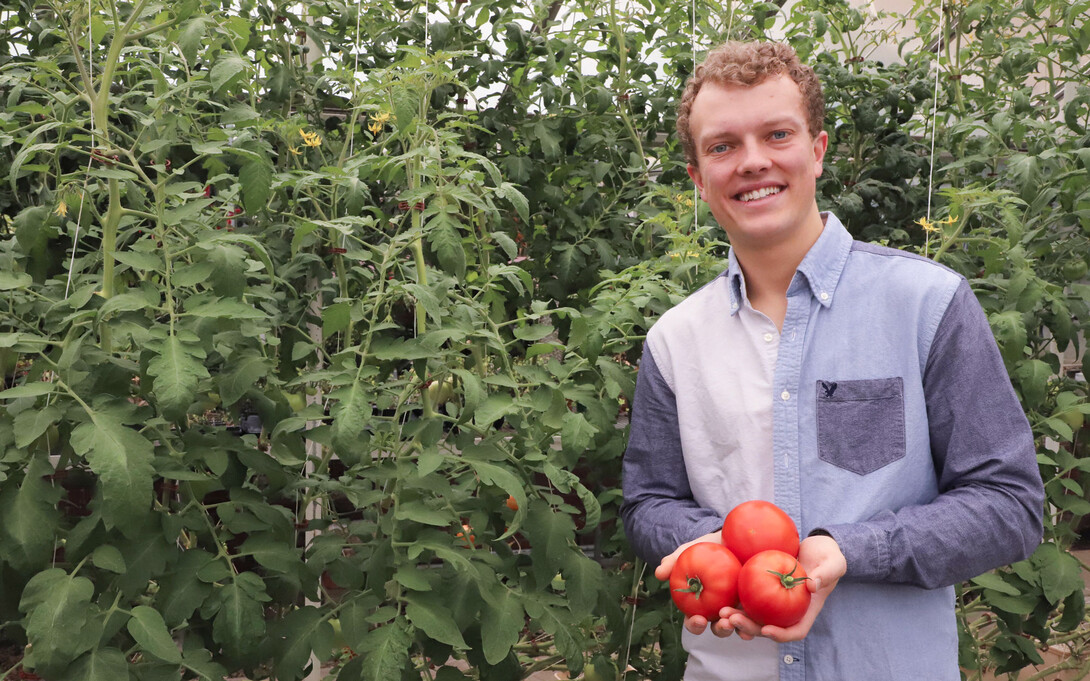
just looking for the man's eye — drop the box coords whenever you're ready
[771,131,788,140]
[712,143,729,153]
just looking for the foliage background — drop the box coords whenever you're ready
[0,0,1088,679]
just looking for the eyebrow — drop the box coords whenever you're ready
[702,116,806,139]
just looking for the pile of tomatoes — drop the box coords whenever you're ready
[668,500,811,628]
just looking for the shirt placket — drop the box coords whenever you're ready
[772,285,812,681]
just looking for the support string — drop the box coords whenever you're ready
[924,0,945,224]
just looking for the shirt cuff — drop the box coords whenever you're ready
[811,523,891,581]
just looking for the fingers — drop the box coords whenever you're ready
[709,618,735,638]
[684,615,709,636]
[655,530,724,582]
[726,611,762,640]
[654,554,677,582]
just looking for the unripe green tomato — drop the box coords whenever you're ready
[583,655,618,681]
[1062,258,1088,282]
[286,391,307,413]
[1057,409,1084,432]
[426,376,456,405]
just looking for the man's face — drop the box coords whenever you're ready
[686,75,828,251]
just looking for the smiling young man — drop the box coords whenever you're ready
[620,41,1044,680]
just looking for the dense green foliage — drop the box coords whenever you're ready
[0,0,1087,679]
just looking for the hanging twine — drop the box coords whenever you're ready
[924,0,945,224]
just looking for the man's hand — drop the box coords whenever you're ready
[722,534,846,642]
[655,530,739,637]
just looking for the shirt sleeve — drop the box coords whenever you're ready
[816,278,1044,589]
[620,342,724,564]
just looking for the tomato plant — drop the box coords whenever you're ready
[668,542,742,620]
[736,550,812,628]
[721,500,800,564]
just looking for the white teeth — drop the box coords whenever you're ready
[737,186,782,202]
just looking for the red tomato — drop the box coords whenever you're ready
[737,549,811,628]
[669,542,742,620]
[721,500,800,564]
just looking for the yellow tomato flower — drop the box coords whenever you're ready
[915,216,939,233]
[55,201,68,217]
[371,111,392,125]
[288,145,302,156]
[299,128,322,147]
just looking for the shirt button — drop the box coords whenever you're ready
[820,291,829,301]
[783,654,795,664]
[780,390,790,401]
[763,332,774,342]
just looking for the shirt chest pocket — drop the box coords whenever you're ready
[815,377,906,475]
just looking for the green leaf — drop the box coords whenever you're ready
[479,582,524,665]
[147,333,210,421]
[561,411,598,453]
[1013,359,1052,409]
[323,301,351,336]
[514,323,554,342]
[472,394,515,429]
[217,353,268,407]
[177,16,208,65]
[113,250,162,273]
[338,618,413,681]
[159,551,215,626]
[969,572,1020,596]
[0,381,56,399]
[239,534,302,576]
[562,552,603,618]
[184,298,265,319]
[13,404,61,449]
[427,213,467,279]
[65,647,130,681]
[21,570,98,669]
[128,605,183,664]
[180,644,229,681]
[269,607,334,681]
[70,413,155,535]
[331,380,373,466]
[211,579,267,658]
[496,182,529,225]
[525,600,584,676]
[239,158,273,213]
[9,142,58,190]
[394,501,451,526]
[404,591,468,649]
[210,54,248,93]
[92,545,127,574]
[0,457,62,568]
[523,499,575,584]
[1029,543,1084,606]
[163,198,214,226]
[0,270,32,290]
[989,310,1027,365]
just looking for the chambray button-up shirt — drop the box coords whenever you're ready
[621,214,1043,681]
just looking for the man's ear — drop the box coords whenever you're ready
[812,130,829,178]
[687,163,705,200]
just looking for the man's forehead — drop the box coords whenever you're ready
[691,77,808,135]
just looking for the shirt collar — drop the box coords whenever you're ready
[725,212,853,316]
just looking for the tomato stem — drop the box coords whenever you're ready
[674,576,704,597]
[766,561,810,589]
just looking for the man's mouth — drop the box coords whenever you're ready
[736,186,783,203]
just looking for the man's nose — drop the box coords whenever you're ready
[737,140,770,173]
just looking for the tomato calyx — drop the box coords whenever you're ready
[766,561,810,590]
[674,576,706,598]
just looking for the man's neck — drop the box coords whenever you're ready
[734,211,827,330]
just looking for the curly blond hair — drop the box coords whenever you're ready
[676,41,825,166]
